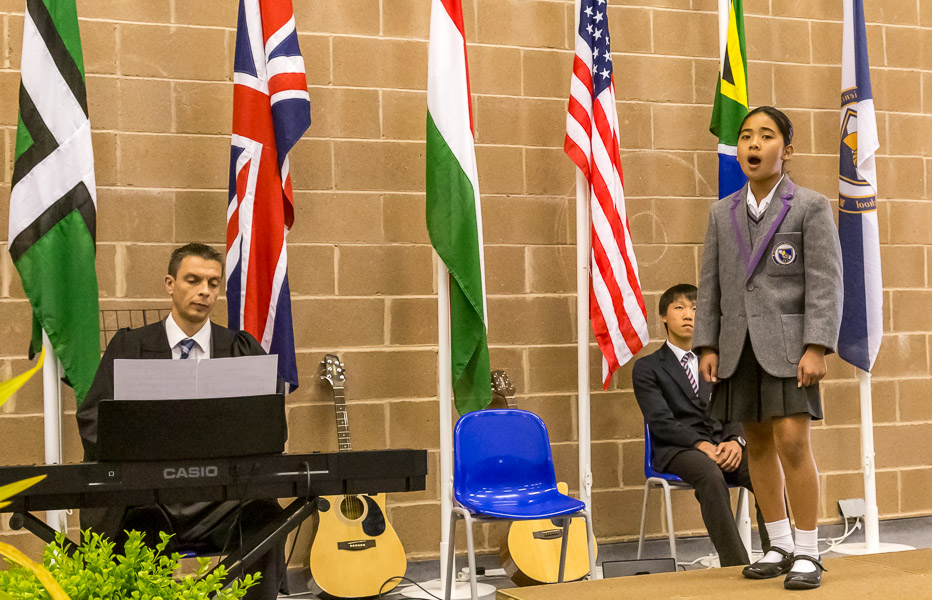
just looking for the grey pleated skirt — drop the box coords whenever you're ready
[710,337,822,423]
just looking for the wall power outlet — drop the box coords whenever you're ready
[838,498,866,519]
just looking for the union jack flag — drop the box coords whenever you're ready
[565,0,648,388]
[226,0,310,390]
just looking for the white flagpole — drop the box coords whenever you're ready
[41,330,67,533]
[575,171,592,513]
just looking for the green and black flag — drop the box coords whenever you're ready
[9,0,100,403]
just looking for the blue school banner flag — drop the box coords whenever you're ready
[838,0,882,372]
[710,0,749,199]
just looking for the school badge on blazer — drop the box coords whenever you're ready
[772,242,798,266]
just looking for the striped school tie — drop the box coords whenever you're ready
[682,352,698,396]
[178,338,197,359]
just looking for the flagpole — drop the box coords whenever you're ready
[437,257,453,585]
[575,171,592,514]
[41,330,67,533]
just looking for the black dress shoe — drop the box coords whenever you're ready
[742,547,794,579]
[784,555,827,590]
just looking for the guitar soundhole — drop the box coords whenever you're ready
[340,495,365,520]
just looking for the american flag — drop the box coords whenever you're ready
[565,0,648,388]
[226,0,310,389]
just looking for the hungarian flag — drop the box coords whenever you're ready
[426,0,491,414]
[710,0,749,199]
[838,0,882,371]
[8,0,100,403]
[226,0,310,390]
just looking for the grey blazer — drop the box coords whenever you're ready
[693,178,843,379]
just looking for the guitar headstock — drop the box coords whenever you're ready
[320,354,346,390]
[491,369,516,408]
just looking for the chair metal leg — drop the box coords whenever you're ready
[581,509,599,580]
[461,510,479,600]
[637,482,651,559]
[735,487,752,556]
[444,510,459,600]
[661,481,677,563]
[558,516,571,583]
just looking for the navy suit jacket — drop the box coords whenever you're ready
[632,343,742,471]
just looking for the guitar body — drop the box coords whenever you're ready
[499,482,597,586]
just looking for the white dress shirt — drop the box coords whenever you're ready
[746,173,785,219]
[165,314,211,360]
[666,340,698,391]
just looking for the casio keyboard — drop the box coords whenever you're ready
[0,449,427,578]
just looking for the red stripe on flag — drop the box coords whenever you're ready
[269,72,308,97]
[233,86,278,148]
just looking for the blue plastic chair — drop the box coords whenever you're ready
[445,409,597,600]
[637,422,748,563]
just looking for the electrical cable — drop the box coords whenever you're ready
[377,575,442,600]
[819,516,861,553]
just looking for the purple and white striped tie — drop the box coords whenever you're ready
[178,338,197,360]
[682,352,698,396]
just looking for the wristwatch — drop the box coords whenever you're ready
[735,436,747,448]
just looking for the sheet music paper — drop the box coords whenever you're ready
[114,355,278,400]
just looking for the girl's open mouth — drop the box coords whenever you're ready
[748,156,761,166]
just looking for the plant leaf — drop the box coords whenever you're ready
[0,346,45,409]
[0,540,72,600]
[0,475,46,504]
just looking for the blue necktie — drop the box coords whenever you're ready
[178,338,197,359]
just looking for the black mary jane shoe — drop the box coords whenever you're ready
[742,547,794,580]
[784,555,827,590]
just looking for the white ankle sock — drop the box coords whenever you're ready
[759,518,794,563]
[790,527,819,573]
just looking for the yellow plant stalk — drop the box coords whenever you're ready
[0,475,46,510]
[0,540,72,600]
[0,346,45,409]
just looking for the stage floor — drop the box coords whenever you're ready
[496,549,932,600]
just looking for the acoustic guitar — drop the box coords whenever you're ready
[493,369,598,586]
[308,354,406,597]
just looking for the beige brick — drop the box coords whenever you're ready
[892,290,932,332]
[287,403,338,452]
[884,27,925,70]
[3,13,23,73]
[0,530,46,563]
[294,0,379,35]
[288,244,335,296]
[811,426,862,471]
[592,440,621,489]
[387,297,437,346]
[872,69,922,114]
[382,0,430,39]
[881,246,926,288]
[468,44,522,97]
[97,188,173,243]
[875,424,932,468]
[653,104,715,151]
[823,471,898,518]
[653,9,718,59]
[118,77,172,133]
[591,390,643,441]
[390,502,440,555]
[341,349,436,400]
[747,60,774,107]
[173,1,237,27]
[526,345,576,394]
[388,399,439,449]
[475,145,524,195]
[289,138,334,191]
[524,148,576,196]
[694,151,719,198]
[173,190,225,244]
[482,195,570,245]
[173,81,232,136]
[899,378,932,421]
[877,158,925,201]
[771,0,841,20]
[334,141,424,192]
[291,192,383,243]
[866,0,919,24]
[521,394,577,443]
[383,194,430,244]
[0,301,30,354]
[888,201,932,243]
[865,24,886,68]
[119,23,229,81]
[669,487,707,535]
[337,245,432,295]
[784,154,838,199]
[617,102,653,150]
[298,34,331,86]
[95,243,117,298]
[475,96,565,147]
[523,49,573,99]
[621,438,645,487]
[901,468,932,513]
[381,90,427,141]
[307,87,380,139]
[774,64,839,109]
[782,108,813,155]
[475,0,566,49]
[86,75,120,131]
[693,58,720,106]
[652,197,714,244]
[91,131,118,187]
[484,245,525,295]
[886,114,932,157]
[333,37,426,90]
[808,20,842,65]
[292,297,384,349]
[620,151,698,198]
[873,334,929,378]
[606,6,652,54]
[527,245,575,294]
[488,297,573,345]
[122,244,173,298]
[551,443,580,494]
[614,55,696,104]
[119,133,229,189]
[636,244,698,293]
[75,0,170,22]
[592,488,653,538]
[0,414,43,464]
[745,15,811,64]
[809,109,839,155]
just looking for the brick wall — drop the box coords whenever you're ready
[1,0,931,564]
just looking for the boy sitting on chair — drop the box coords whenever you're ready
[632,283,767,566]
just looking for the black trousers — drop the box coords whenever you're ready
[665,448,769,566]
[93,500,284,600]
